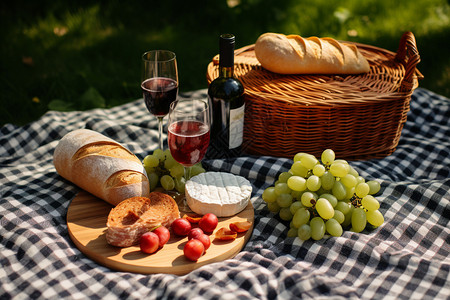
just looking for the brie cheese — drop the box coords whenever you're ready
[185,172,252,217]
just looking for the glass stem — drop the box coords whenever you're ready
[157,116,164,150]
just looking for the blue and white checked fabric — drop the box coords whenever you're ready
[1,88,449,299]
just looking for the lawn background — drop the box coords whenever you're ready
[1,0,449,127]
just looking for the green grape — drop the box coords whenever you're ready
[279,207,293,221]
[144,165,156,176]
[291,190,303,200]
[190,163,206,177]
[320,193,338,207]
[326,218,343,237]
[278,172,292,183]
[147,172,159,191]
[153,149,165,162]
[287,176,307,192]
[348,166,359,177]
[367,180,381,195]
[163,148,172,157]
[329,162,349,177]
[163,149,176,169]
[292,208,310,228]
[276,193,293,208]
[267,202,280,213]
[143,154,160,168]
[355,182,370,198]
[293,152,307,162]
[332,181,347,201]
[341,174,357,188]
[332,210,345,224]
[313,164,326,177]
[316,187,328,196]
[170,164,185,178]
[306,175,321,191]
[356,176,366,185]
[289,201,303,215]
[345,186,355,201]
[290,161,309,177]
[262,187,277,203]
[174,176,186,193]
[334,159,349,165]
[321,171,335,191]
[335,201,352,215]
[341,205,354,228]
[164,156,177,170]
[298,224,312,240]
[300,154,318,170]
[316,198,334,219]
[274,182,291,195]
[310,217,326,240]
[287,227,298,238]
[160,175,175,191]
[366,209,384,227]
[301,191,317,207]
[351,207,367,233]
[321,149,335,166]
[361,195,380,211]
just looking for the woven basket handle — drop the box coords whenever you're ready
[395,31,423,92]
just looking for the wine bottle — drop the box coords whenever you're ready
[207,33,245,159]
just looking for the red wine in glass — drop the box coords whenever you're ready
[142,77,178,117]
[168,120,210,166]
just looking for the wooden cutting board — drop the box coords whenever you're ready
[67,190,254,275]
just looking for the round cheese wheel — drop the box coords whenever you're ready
[185,172,252,217]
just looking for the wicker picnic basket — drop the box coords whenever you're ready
[206,31,423,160]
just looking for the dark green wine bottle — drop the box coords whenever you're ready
[207,34,245,159]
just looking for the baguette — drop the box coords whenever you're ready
[254,32,370,74]
[106,193,180,247]
[53,129,150,206]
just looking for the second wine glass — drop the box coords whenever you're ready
[141,50,178,150]
[168,98,210,181]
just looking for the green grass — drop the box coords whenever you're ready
[1,0,449,126]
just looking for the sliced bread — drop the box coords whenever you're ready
[106,192,180,247]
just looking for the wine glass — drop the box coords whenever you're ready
[141,50,178,150]
[168,98,210,181]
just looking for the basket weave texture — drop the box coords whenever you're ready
[206,32,423,160]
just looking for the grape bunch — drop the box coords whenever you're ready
[262,149,384,241]
[143,149,205,193]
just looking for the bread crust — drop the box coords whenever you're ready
[53,129,150,206]
[254,32,370,74]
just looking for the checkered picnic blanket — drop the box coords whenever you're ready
[1,88,449,300]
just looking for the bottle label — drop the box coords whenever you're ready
[229,104,245,149]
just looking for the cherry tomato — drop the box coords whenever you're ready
[153,226,170,247]
[195,234,211,251]
[171,218,192,236]
[198,213,218,233]
[183,239,205,261]
[140,232,159,254]
[188,228,204,240]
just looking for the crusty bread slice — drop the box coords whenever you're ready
[106,192,180,247]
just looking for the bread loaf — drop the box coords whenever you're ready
[106,193,180,247]
[53,129,150,206]
[254,32,370,74]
